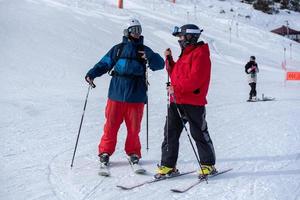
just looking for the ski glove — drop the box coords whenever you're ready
[164,48,172,58]
[85,76,96,88]
[137,51,147,65]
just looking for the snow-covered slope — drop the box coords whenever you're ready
[0,0,300,200]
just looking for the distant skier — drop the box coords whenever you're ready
[155,24,217,179]
[85,19,164,170]
[245,56,259,101]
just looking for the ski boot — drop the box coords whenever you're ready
[154,165,179,179]
[251,96,257,101]
[128,154,146,174]
[128,154,140,165]
[98,153,110,176]
[198,165,217,179]
[99,153,110,167]
[248,95,252,101]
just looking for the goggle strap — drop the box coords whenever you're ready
[173,26,203,36]
[185,29,202,34]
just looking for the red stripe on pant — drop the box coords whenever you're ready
[98,99,144,158]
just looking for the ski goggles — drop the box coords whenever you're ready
[172,26,181,36]
[128,25,142,35]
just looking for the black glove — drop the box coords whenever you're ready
[85,75,96,88]
[137,51,147,65]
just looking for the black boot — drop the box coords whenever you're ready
[249,94,252,101]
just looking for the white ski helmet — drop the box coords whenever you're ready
[124,18,142,36]
[128,18,141,28]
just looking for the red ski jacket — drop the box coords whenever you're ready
[167,42,211,106]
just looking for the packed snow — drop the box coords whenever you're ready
[1,0,300,200]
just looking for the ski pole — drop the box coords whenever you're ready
[165,52,175,152]
[171,94,208,182]
[145,60,149,152]
[165,55,171,152]
[70,85,91,168]
[166,80,170,152]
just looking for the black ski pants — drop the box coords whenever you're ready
[160,103,216,168]
[249,82,257,98]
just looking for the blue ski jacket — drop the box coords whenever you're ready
[86,36,164,103]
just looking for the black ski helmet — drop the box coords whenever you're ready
[250,56,256,60]
[172,24,203,47]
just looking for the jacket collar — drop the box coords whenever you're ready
[181,41,205,56]
[122,35,144,45]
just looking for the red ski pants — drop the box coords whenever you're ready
[98,99,144,158]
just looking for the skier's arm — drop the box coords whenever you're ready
[86,46,116,79]
[247,64,258,73]
[245,62,251,74]
[247,67,253,73]
[144,46,165,71]
[173,52,211,94]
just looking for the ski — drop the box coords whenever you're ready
[247,98,275,102]
[116,170,196,190]
[170,168,233,193]
[98,163,110,177]
[247,96,275,102]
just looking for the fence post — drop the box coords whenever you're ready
[118,0,123,9]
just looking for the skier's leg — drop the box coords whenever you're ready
[249,83,253,99]
[124,102,144,158]
[184,105,216,165]
[161,103,184,168]
[98,99,124,156]
[250,82,256,98]
[253,82,257,97]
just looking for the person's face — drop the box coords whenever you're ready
[178,34,193,41]
[178,35,185,41]
[130,32,141,39]
[128,25,142,39]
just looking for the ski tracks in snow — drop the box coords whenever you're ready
[80,179,105,200]
[45,98,300,200]
[47,149,78,200]
[47,147,107,200]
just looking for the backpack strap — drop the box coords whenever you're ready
[108,43,125,75]
[114,43,125,63]
[108,43,146,77]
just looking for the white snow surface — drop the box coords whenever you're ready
[1,0,300,200]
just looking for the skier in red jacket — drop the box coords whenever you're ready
[155,24,217,179]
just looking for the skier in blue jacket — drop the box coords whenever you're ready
[85,19,164,168]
